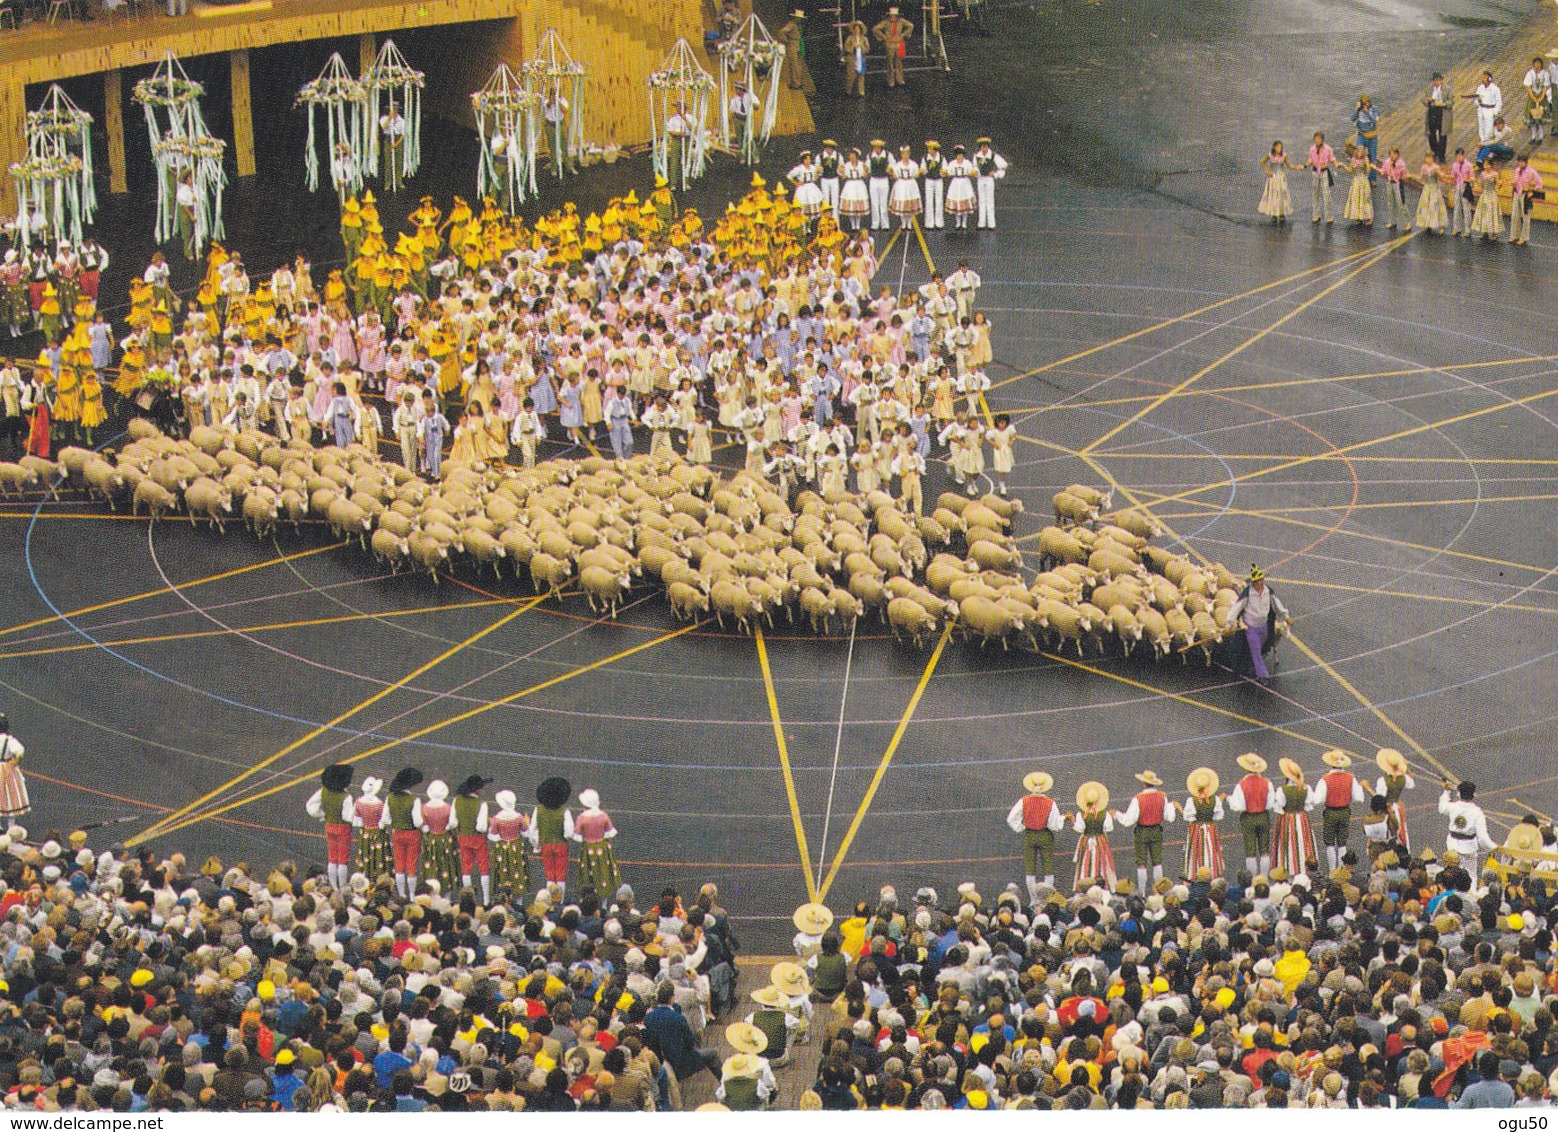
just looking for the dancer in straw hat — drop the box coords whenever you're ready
[792,901,834,964]
[1114,770,1175,894]
[1374,748,1417,853]
[769,961,814,1046]
[1227,753,1274,877]
[1069,781,1117,893]
[718,1021,777,1110]
[305,763,355,892]
[747,983,792,1067]
[1310,749,1367,871]
[1007,770,1064,901]
[1273,757,1318,878]
[1183,768,1225,879]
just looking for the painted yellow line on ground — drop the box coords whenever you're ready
[873,229,903,278]
[1041,648,1345,753]
[1087,452,1558,466]
[1130,489,1555,577]
[1182,491,1558,516]
[754,627,819,903]
[819,626,951,900]
[0,541,345,642]
[1276,576,1558,618]
[1142,385,1558,509]
[1283,632,1457,783]
[1078,235,1414,456]
[913,217,936,276]
[142,620,703,841]
[0,597,525,661]
[1004,353,1558,420]
[987,245,1386,391]
[132,596,548,845]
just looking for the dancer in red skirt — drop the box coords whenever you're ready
[0,714,29,822]
[1070,781,1117,893]
[1183,767,1225,879]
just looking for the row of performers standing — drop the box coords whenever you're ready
[786,139,1008,232]
[1005,748,1445,904]
[0,242,109,340]
[305,766,622,905]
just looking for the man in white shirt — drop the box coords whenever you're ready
[175,172,198,259]
[1439,780,1497,884]
[1471,70,1503,143]
[1224,564,1289,681]
[946,259,981,321]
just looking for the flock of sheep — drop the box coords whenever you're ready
[1,425,1242,660]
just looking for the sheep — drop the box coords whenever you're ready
[958,595,1023,649]
[930,506,965,534]
[326,498,372,546]
[408,531,451,581]
[1038,599,1088,656]
[1190,610,1223,664]
[125,417,163,441]
[1165,608,1195,658]
[799,586,834,632]
[242,489,280,538]
[132,478,177,520]
[936,491,973,516]
[710,578,760,634]
[887,597,939,647]
[278,489,308,530]
[968,539,1021,573]
[1089,549,1143,581]
[458,528,508,579]
[1065,483,1114,511]
[371,528,410,573]
[0,462,40,497]
[1098,524,1147,552]
[978,492,1025,520]
[529,552,573,597]
[1036,526,1088,568]
[1139,606,1172,659]
[55,446,93,488]
[916,514,951,546]
[1105,509,1161,540]
[961,502,1007,532]
[580,564,631,618]
[82,457,126,510]
[184,478,233,532]
[827,587,863,628]
[1051,491,1096,527]
[847,572,888,618]
[667,581,710,622]
[1108,605,1143,653]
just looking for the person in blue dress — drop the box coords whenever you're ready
[327,382,359,448]
[88,312,113,376]
[418,390,449,479]
[808,365,840,427]
[605,384,635,460]
[557,373,586,447]
[529,365,558,416]
[1352,94,1381,183]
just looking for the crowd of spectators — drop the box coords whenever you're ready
[0,822,1552,1111]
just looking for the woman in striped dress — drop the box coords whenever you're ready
[1413,156,1449,235]
[1273,757,1317,877]
[1071,781,1117,892]
[1259,141,1302,223]
[488,790,531,898]
[1182,767,1225,878]
[352,776,391,882]
[417,779,461,895]
[1470,160,1504,239]
[573,788,622,895]
[0,714,29,821]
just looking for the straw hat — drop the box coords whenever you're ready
[1023,770,1054,795]
[1375,748,1408,775]
[1134,771,1162,787]
[1279,757,1305,783]
[1321,749,1352,769]
[1187,767,1219,797]
[750,984,786,1008]
[725,1022,769,1056]
[793,902,834,935]
[697,1103,731,1112]
[1505,823,1543,854]
[771,962,811,997]
[1076,781,1109,811]
[723,1053,762,1078]
[1236,753,1267,774]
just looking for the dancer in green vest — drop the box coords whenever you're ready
[530,776,573,898]
[386,767,424,899]
[453,774,493,905]
[306,763,354,892]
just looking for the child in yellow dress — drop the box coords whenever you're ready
[686,409,712,465]
[78,371,106,445]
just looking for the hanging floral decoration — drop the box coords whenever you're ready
[10,84,96,249]
[648,38,715,190]
[362,39,423,189]
[522,28,586,180]
[716,14,784,166]
[471,63,540,215]
[296,53,366,195]
[131,52,226,257]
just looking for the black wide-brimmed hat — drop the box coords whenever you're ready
[536,776,572,808]
[321,764,353,792]
[389,768,424,794]
[455,774,493,797]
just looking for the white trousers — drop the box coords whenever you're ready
[869,178,891,229]
[976,177,997,228]
[924,179,944,228]
[821,177,840,216]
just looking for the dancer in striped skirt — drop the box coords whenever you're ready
[1183,767,1225,879]
[1071,781,1117,892]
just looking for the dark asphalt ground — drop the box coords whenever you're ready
[1,0,1555,949]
